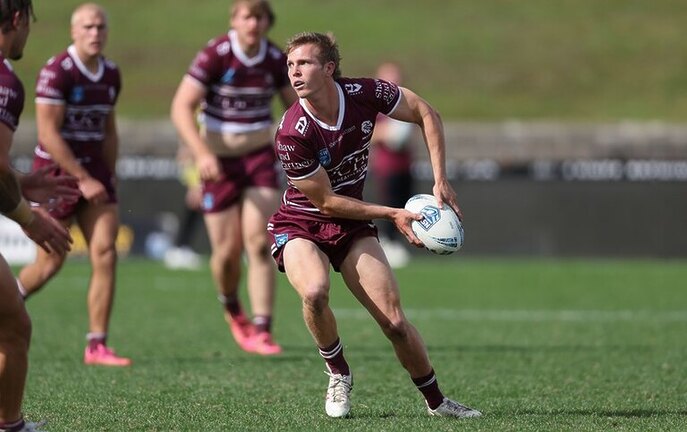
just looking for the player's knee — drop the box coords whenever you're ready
[0,307,31,350]
[301,284,330,314]
[91,243,117,267]
[380,316,409,341]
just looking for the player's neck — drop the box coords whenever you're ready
[74,48,101,73]
[304,81,339,126]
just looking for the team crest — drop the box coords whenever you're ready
[318,148,331,167]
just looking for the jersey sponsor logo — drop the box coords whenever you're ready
[277,142,296,152]
[295,116,308,135]
[318,148,332,167]
[70,86,85,103]
[220,68,236,84]
[275,233,289,247]
[375,80,398,104]
[361,120,373,135]
[344,83,363,95]
[327,150,368,184]
[0,86,18,106]
[281,159,315,171]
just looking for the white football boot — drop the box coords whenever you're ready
[324,371,353,418]
[428,397,482,418]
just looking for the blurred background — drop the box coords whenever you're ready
[5,0,687,261]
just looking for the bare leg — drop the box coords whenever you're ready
[204,205,243,300]
[241,187,279,317]
[282,238,338,347]
[0,256,31,424]
[340,236,432,378]
[17,218,70,298]
[77,204,118,334]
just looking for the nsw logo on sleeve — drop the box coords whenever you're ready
[318,148,331,167]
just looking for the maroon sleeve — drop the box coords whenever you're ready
[0,74,24,131]
[367,78,401,115]
[186,39,226,86]
[275,131,319,180]
[35,59,70,103]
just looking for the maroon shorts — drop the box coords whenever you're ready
[201,145,278,213]
[33,153,117,220]
[268,211,378,273]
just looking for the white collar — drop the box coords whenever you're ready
[299,82,345,131]
[67,45,104,82]
[228,30,267,67]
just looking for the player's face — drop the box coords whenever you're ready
[71,9,108,59]
[287,44,333,99]
[8,13,31,60]
[231,5,270,50]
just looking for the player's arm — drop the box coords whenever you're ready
[291,167,423,246]
[170,77,221,181]
[36,102,108,203]
[102,110,119,174]
[388,87,462,219]
[0,123,72,254]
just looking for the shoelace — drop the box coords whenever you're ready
[325,372,352,402]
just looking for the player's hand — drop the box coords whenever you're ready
[21,164,81,208]
[22,207,73,255]
[197,153,223,182]
[78,176,108,204]
[392,208,424,248]
[433,179,463,220]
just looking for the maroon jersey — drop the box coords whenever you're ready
[274,77,401,222]
[186,30,289,134]
[0,57,25,132]
[34,45,120,158]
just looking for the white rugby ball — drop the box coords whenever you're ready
[404,194,464,255]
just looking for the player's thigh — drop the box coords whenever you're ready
[0,255,28,322]
[340,236,403,319]
[282,238,331,299]
[76,203,119,250]
[241,186,279,243]
[204,205,242,253]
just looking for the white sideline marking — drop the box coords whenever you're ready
[332,308,687,322]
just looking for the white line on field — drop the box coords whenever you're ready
[332,308,687,322]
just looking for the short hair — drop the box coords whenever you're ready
[231,0,275,28]
[286,32,341,79]
[0,0,35,33]
[71,3,108,27]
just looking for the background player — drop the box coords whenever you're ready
[370,61,414,268]
[16,3,131,367]
[171,0,297,355]
[268,32,481,419]
[1,1,76,430]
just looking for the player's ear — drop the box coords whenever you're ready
[324,61,335,77]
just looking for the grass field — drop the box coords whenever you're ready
[12,0,687,120]
[17,258,687,431]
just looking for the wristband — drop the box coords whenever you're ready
[5,198,35,227]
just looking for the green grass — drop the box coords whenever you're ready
[19,258,687,431]
[12,0,687,120]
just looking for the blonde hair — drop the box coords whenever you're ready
[230,0,275,28]
[286,32,341,79]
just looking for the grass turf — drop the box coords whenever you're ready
[20,258,687,431]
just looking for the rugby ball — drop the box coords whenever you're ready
[404,194,464,255]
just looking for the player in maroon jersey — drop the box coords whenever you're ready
[0,2,77,431]
[16,3,132,367]
[171,0,296,355]
[269,32,481,419]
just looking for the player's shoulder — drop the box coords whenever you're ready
[204,33,232,56]
[42,50,71,73]
[276,102,312,141]
[337,77,378,98]
[103,56,119,72]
